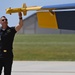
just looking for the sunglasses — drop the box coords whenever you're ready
[2,19,7,21]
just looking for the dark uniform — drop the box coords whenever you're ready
[0,26,17,75]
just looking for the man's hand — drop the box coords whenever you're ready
[18,12,22,18]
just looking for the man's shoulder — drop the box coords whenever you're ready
[8,26,17,33]
[8,26,15,29]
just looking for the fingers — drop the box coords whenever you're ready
[18,12,22,17]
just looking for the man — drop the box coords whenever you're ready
[0,12,23,75]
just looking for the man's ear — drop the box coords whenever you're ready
[0,18,1,24]
[6,19,8,24]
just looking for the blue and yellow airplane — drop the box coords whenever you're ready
[6,3,75,30]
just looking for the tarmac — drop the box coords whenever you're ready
[2,61,75,75]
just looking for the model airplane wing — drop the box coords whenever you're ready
[6,3,75,30]
[6,3,75,14]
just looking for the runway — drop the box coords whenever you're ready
[2,61,75,75]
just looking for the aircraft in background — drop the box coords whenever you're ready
[6,3,75,30]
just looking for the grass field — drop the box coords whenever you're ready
[13,34,75,61]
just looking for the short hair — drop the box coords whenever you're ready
[1,16,8,22]
[1,16,7,19]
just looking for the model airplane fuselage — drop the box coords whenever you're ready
[6,3,75,14]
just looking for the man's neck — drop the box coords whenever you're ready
[2,24,8,30]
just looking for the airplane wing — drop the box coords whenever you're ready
[37,11,75,30]
[36,3,75,30]
[41,3,75,9]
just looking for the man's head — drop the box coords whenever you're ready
[0,16,8,28]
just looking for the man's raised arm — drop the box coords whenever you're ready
[15,12,23,31]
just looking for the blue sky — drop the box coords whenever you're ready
[0,0,75,26]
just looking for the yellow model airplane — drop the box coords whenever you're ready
[6,3,75,30]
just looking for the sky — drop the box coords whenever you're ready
[0,0,75,27]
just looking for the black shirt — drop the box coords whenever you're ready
[0,26,17,58]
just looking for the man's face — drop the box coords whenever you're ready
[0,17,8,26]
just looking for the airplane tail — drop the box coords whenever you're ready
[37,11,75,30]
